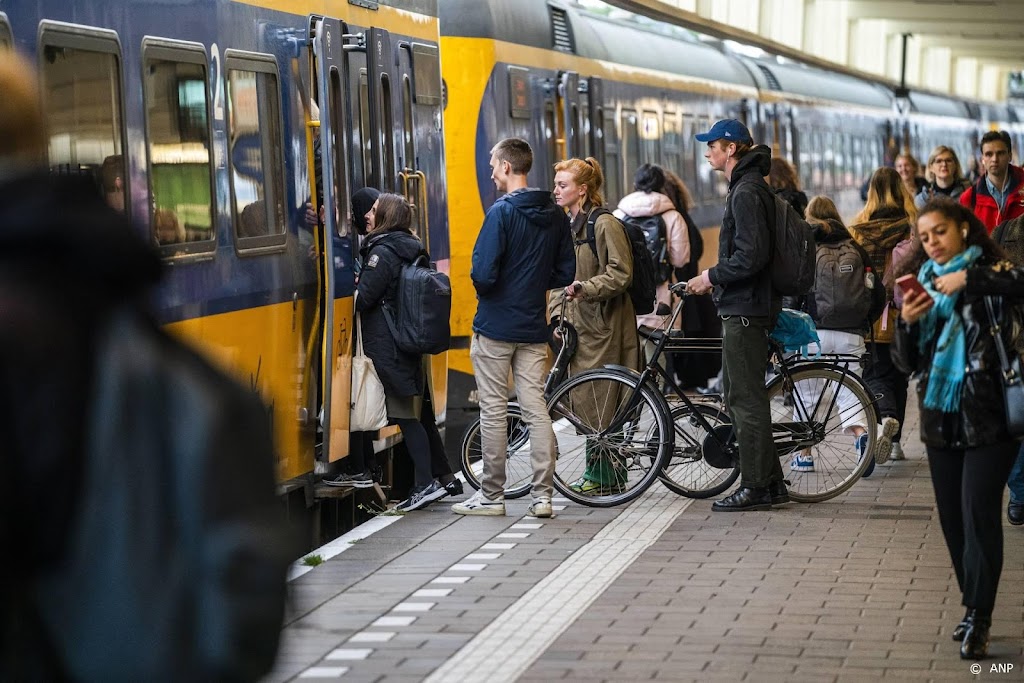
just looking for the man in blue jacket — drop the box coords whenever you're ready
[686,119,787,512]
[453,138,575,519]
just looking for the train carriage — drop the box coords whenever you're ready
[1,0,449,543]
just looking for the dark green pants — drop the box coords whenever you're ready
[721,315,783,489]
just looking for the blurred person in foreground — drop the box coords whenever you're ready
[0,52,286,680]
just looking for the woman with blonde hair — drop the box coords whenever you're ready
[849,167,915,467]
[915,146,971,209]
[895,153,928,201]
[550,156,639,495]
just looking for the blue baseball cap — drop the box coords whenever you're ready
[695,119,753,145]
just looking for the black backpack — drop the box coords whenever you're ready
[577,207,657,315]
[381,247,452,355]
[621,213,672,283]
[757,187,816,296]
[675,210,704,283]
[32,306,290,681]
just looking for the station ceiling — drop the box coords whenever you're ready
[601,0,1024,100]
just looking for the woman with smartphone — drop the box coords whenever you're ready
[894,198,1024,660]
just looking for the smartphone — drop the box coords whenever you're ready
[895,274,933,302]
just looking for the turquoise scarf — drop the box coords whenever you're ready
[917,245,982,412]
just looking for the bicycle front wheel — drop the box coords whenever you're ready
[770,365,876,503]
[459,403,533,499]
[548,368,673,507]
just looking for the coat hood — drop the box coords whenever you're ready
[730,145,773,186]
[0,173,161,297]
[362,228,423,262]
[616,191,674,218]
[500,189,565,230]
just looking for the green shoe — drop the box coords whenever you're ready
[568,477,626,496]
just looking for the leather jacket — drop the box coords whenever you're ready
[893,257,1024,448]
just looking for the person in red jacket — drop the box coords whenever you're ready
[959,130,1024,232]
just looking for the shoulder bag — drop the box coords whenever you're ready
[350,304,389,432]
[984,296,1024,437]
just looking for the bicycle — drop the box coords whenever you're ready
[549,282,878,505]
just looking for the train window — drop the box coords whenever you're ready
[544,103,557,189]
[696,116,716,202]
[681,114,697,200]
[39,24,127,214]
[852,136,864,184]
[797,132,812,191]
[142,40,215,256]
[411,43,441,106]
[358,71,372,187]
[603,113,620,205]
[621,110,639,189]
[224,51,286,251]
[0,15,11,49]
[662,111,680,181]
[641,110,660,165]
[822,131,834,192]
[401,75,414,170]
[379,73,396,189]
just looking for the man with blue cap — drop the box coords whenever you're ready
[686,119,787,511]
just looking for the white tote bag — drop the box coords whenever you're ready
[349,310,389,431]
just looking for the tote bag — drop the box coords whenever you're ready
[350,309,389,431]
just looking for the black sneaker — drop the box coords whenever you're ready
[324,471,374,488]
[396,480,443,512]
[443,478,464,496]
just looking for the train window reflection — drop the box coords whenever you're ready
[621,110,639,191]
[143,43,215,252]
[39,36,126,214]
[225,55,285,249]
[402,75,414,170]
[603,113,620,205]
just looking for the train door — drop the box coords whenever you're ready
[395,42,425,237]
[585,76,605,170]
[366,28,399,192]
[557,70,581,161]
[310,16,353,463]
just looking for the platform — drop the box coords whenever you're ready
[268,399,1024,682]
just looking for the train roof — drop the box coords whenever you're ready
[439,0,756,88]
[741,57,892,110]
[907,91,972,119]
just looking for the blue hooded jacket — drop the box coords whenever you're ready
[472,189,575,343]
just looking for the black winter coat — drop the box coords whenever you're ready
[893,257,1024,448]
[356,229,426,398]
[708,145,781,317]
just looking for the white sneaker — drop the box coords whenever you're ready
[890,441,905,461]
[451,490,505,516]
[874,417,900,464]
[527,498,553,518]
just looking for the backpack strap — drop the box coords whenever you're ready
[574,207,612,259]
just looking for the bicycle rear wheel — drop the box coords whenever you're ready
[548,368,672,507]
[459,403,533,499]
[769,365,876,503]
[659,402,740,499]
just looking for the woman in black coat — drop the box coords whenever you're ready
[356,193,442,510]
[894,198,1024,660]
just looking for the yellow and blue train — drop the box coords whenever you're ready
[1,0,449,530]
[439,0,1024,414]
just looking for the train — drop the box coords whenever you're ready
[439,0,1024,414]
[1,0,450,534]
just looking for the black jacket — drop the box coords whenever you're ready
[708,145,780,317]
[0,173,162,677]
[471,188,575,343]
[356,229,427,398]
[893,257,1024,449]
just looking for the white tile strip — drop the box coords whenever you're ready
[392,602,435,612]
[430,576,470,584]
[510,523,542,529]
[348,631,395,643]
[424,487,694,683]
[464,552,501,560]
[326,648,372,660]
[413,588,453,598]
[496,532,529,539]
[481,542,516,550]
[372,615,417,627]
[552,505,567,511]
[449,563,486,571]
[288,515,402,582]
[299,666,349,678]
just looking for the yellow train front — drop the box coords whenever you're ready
[2,0,449,548]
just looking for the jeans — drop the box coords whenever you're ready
[471,333,556,501]
[1007,443,1024,504]
[722,315,783,489]
[863,342,909,441]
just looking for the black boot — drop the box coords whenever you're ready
[952,607,972,642]
[960,611,991,660]
[768,479,790,506]
[712,486,772,512]
[1008,500,1024,526]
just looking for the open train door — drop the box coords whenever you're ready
[310,15,353,463]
